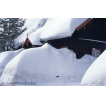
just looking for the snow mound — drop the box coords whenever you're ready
[14,18,48,48]
[0,48,24,77]
[0,48,24,68]
[40,18,88,41]
[81,50,106,86]
[78,54,97,64]
[0,43,78,85]
[0,43,97,86]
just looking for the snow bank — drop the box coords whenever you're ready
[0,43,76,85]
[14,18,48,48]
[0,48,24,77]
[40,18,88,41]
[81,50,106,86]
[0,43,96,86]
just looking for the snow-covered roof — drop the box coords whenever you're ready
[40,18,89,41]
[14,18,91,49]
[14,18,48,48]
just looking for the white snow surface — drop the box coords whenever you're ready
[40,18,88,41]
[24,18,41,29]
[0,48,24,77]
[81,50,106,86]
[14,18,48,48]
[0,43,96,86]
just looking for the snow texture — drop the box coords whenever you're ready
[24,18,41,29]
[0,48,24,77]
[40,18,88,41]
[0,44,96,86]
[81,50,106,86]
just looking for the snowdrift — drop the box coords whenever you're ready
[0,43,96,86]
[81,50,106,86]
[40,18,88,41]
[14,18,48,48]
[0,43,76,85]
[0,48,24,77]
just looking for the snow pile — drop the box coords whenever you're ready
[81,50,106,86]
[0,43,76,85]
[0,48,24,77]
[14,18,48,48]
[0,43,96,86]
[40,18,88,41]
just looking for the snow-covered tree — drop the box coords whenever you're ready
[0,18,26,51]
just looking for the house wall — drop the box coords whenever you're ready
[41,18,106,59]
[76,18,106,58]
[47,30,77,54]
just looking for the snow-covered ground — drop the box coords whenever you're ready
[0,48,24,77]
[0,43,97,86]
[81,50,106,86]
[0,18,100,86]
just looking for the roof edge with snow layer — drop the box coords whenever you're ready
[40,18,92,41]
[40,31,73,42]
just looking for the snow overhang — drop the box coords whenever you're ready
[40,18,90,42]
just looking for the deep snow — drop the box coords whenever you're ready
[0,43,96,86]
[0,48,24,77]
[0,18,98,86]
[81,50,106,86]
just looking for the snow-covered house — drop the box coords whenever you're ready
[17,33,42,49]
[15,18,106,58]
[40,18,106,59]
[22,34,33,49]
[40,18,92,58]
[14,18,48,50]
[76,18,106,58]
